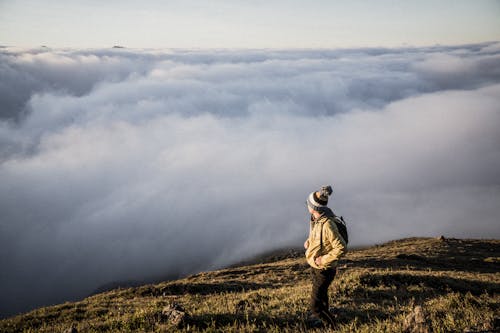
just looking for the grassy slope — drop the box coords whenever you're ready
[1,237,499,332]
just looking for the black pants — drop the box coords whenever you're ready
[310,267,337,326]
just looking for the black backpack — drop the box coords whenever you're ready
[320,208,349,245]
[333,215,349,245]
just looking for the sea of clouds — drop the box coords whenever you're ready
[1,43,500,317]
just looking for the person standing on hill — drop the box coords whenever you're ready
[303,185,347,327]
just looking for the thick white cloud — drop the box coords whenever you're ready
[1,43,499,317]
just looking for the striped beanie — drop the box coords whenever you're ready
[307,185,333,212]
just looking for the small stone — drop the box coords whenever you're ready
[413,306,425,324]
[161,302,189,327]
[63,327,78,333]
[403,306,431,333]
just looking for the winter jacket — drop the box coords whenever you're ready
[305,208,347,269]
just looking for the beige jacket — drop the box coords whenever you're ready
[305,212,347,269]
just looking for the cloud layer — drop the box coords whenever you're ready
[1,43,500,317]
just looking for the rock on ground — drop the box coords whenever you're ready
[403,305,432,333]
[161,302,190,327]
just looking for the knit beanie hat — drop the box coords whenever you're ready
[307,185,333,212]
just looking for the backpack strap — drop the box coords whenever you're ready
[320,221,323,251]
[311,213,325,252]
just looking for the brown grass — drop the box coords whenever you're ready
[1,237,499,332]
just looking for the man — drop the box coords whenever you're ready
[304,185,347,327]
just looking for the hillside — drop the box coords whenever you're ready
[1,237,499,332]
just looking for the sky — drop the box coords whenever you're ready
[0,0,499,48]
[1,0,500,320]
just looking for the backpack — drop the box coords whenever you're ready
[333,215,349,245]
[317,208,349,245]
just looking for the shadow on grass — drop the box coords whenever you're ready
[344,238,500,274]
[345,256,500,274]
[187,312,303,331]
[356,272,500,296]
[135,281,273,297]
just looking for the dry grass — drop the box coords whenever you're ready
[1,237,499,332]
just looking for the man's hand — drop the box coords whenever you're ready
[304,239,309,249]
[315,256,322,266]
